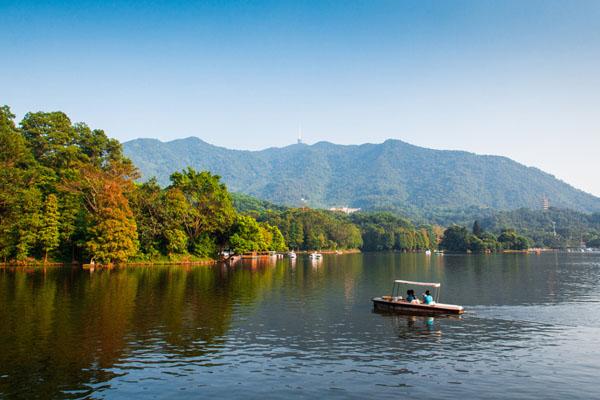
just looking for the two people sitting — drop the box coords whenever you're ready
[405,289,435,305]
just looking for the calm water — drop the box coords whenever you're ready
[1,253,599,399]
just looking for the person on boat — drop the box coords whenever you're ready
[406,289,419,303]
[422,290,434,305]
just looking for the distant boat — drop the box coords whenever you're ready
[434,250,444,255]
[309,252,322,260]
[425,249,432,256]
[288,251,297,259]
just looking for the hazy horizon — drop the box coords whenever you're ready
[2,0,599,196]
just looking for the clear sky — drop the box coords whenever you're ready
[1,0,599,196]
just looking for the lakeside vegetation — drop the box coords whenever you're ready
[0,107,286,265]
[2,106,598,265]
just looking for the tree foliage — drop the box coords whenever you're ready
[440,226,470,252]
[39,194,60,262]
[259,208,362,250]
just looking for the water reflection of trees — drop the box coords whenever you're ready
[0,266,249,398]
[0,253,580,398]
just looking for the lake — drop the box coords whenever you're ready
[1,253,599,399]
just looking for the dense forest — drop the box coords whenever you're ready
[232,194,440,251]
[0,106,285,264]
[2,106,596,265]
[479,208,600,248]
[230,195,540,252]
[439,223,531,252]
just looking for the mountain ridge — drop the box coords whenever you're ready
[123,137,600,215]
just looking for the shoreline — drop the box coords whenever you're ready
[2,248,587,268]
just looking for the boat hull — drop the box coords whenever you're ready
[372,297,464,315]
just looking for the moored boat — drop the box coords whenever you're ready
[309,252,322,260]
[372,279,464,315]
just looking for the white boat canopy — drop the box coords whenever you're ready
[394,280,441,288]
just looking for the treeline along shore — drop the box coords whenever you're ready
[0,106,551,266]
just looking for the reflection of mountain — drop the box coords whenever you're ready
[0,267,239,398]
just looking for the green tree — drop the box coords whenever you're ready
[498,229,531,250]
[288,221,304,249]
[39,194,60,262]
[86,203,138,264]
[14,188,42,261]
[440,225,469,252]
[169,168,235,253]
[229,215,264,254]
[472,220,482,237]
[0,106,41,262]
[480,232,500,252]
[20,111,75,170]
[164,228,188,255]
[129,179,163,255]
[268,224,287,251]
[396,228,416,251]
[467,234,485,252]
[161,188,194,254]
[415,229,430,250]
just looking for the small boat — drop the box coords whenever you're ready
[309,252,322,260]
[288,251,297,259]
[434,250,444,255]
[372,279,464,315]
[425,249,432,256]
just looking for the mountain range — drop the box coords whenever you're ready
[123,137,600,216]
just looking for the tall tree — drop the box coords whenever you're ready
[65,162,139,264]
[39,194,60,262]
[472,220,482,237]
[20,111,76,170]
[440,225,470,252]
[497,229,531,250]
[288,220,304,249]
[0,106,41,262]
[229,215,264,254]
[13,188,42,261]
[268,224,287,252]
[169,168,235,254]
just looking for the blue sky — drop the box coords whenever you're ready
[1,0,599,196]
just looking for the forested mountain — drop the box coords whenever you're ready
[479,207,600,248]
[124,137,600,215]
